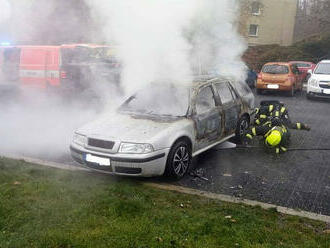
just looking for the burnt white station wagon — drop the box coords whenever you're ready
[70,76,254,179]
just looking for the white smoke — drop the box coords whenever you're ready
[0,0,11,23]
[188,0,247,80]
[86,0,247,94]
[86,0,197,94]
[0,0,248,161]
[0,92,100,160]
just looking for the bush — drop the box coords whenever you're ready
[243,33,330,70]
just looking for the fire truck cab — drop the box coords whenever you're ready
[0,44,120,95]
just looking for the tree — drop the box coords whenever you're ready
[294,0,330,42]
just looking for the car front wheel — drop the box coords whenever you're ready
[164,140,192,179]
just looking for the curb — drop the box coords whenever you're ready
[145,183,330,223]
[1,154,90,172]
[2,155,329,223]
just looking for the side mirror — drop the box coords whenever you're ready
[307,69,313,75]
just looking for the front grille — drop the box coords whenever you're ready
[88,138,115,149]
[115,166,142,174]
[319,82,330,89]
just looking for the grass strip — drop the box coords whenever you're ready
[0,157,329,248]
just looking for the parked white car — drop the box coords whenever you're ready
[307,60,330,99]
[70,77,254,179]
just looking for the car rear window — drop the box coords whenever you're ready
[293,63,311,68]
[314,63,330,74]
[262,65,289,74]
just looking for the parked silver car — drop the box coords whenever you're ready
[70,76,254,178]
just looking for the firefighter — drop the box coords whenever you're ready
[245,102,311,154]
[244,124,290,154]
[254,100,310,131]
[253,101,275,126]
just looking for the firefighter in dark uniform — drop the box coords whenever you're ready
[245,100,311,154]
[253,102,275,126]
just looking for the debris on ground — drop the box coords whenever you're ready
[189,168,209,181]
[223,173,232,177]
[225,215,232,219]
[13,181,21,185]
[234,193,244,198]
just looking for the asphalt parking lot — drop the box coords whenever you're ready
[3,89,329,216]
[175,90,330,216]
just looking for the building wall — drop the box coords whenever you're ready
[240,0,298,46]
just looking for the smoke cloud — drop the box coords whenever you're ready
[0,94,99,160]
[0,0,247,161]
[86,0,247,93]
[0,0,11,23]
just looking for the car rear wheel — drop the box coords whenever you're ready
[235,115,250,144]
[164,140,192,179]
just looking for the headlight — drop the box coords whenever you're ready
[72,133,87,146]
[119,142,154,154]
[308,78,318,87]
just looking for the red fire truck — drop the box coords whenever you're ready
[0,44,120,94]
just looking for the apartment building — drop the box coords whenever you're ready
[239,0,298,46]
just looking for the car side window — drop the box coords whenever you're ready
[291,65,299,74]
[196,86,216,115]
[215,82,234,105]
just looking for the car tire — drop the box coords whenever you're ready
[306,93,313,100]
[164,140,192,179]
[235,115,250,144]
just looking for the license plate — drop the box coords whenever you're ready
[85,154,111,166]
[267,84,279,89]
[323,89,330,94]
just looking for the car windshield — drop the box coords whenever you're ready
[293,63,311,68]
[314,63,330,74]
[262,65,289,74]
[119,84,189,117]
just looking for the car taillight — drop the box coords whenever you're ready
[258,73,263,80]
[60,71,67,79]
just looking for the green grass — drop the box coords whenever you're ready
[0,157,329,248]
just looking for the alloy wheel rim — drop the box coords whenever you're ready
[173,146,189,176]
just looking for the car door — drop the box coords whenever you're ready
[193,85,222,150]
[214,82,240,135]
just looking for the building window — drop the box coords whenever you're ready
[251,1,261,15]
[249,24,259,36]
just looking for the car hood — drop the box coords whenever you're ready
[76,112,186,143]
[312,74,330,81]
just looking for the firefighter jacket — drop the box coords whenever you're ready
[254,103,310,131]
[245,124,290,154]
